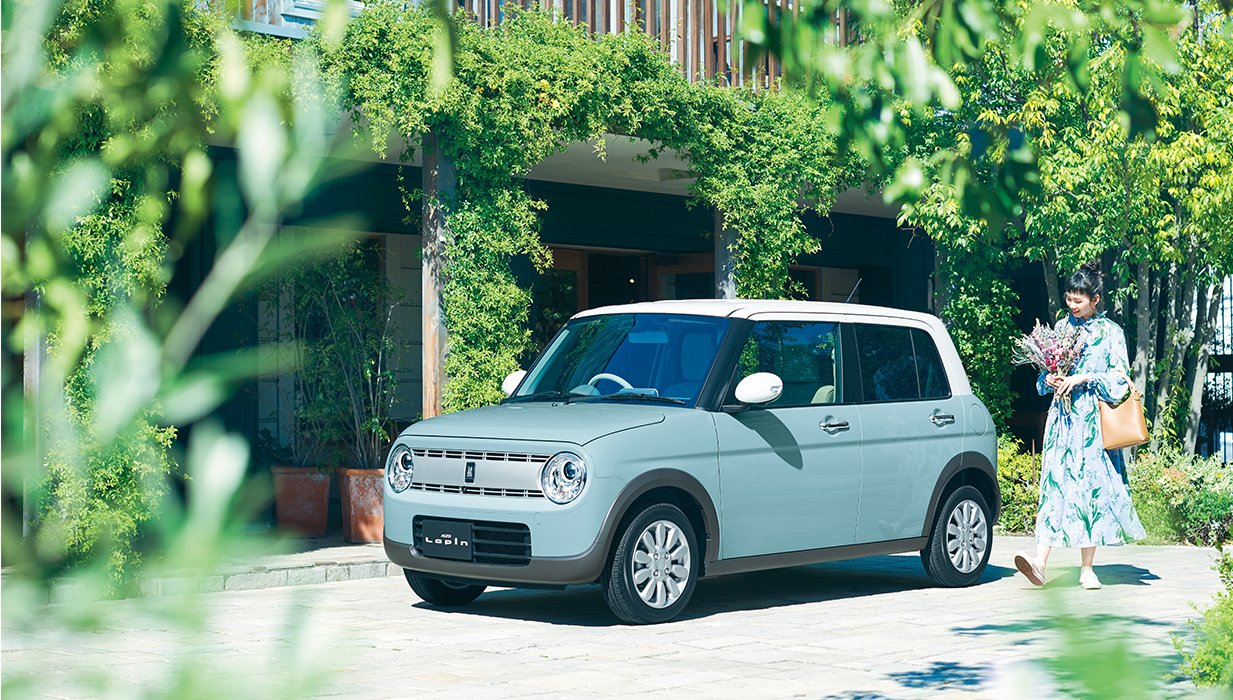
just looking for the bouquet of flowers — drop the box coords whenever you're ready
[1012,320,1088,412]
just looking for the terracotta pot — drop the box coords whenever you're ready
[271,466,330,538]
[338,468,385,543]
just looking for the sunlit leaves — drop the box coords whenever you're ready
[742,0,1203,236]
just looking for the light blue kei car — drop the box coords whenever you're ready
[384,300,998,623]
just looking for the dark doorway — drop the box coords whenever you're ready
[588,254,647,308]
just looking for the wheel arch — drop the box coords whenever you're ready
[920,451,1000,538]
[598,469,720,578]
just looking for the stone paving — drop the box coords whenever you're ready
[2,535,1226,699]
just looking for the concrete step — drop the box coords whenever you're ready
[140,537,401,597]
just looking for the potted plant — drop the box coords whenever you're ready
[257,256,339,538]
[313,241,403,543]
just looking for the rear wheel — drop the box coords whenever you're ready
[603,503,699,624]
[920,484,992,587]
[404,570,486,606]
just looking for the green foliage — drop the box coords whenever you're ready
[996,434,1039,533]
[1175,548,1233,688]
[324,3,856,411]
[5,0,360,694]
[1044,609,1165,700]
[1130,442,1233,546]
[927,233,1019,429]
[310,241,404,469]
[742,0,1201,235]
[901,1,1233,445]
[253,236,355,472]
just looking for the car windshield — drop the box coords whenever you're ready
[513,313,732,406]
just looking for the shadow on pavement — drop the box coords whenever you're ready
[953,611,1172,638]
[889,660,984,689]
[1040,564,1159,588]
[422,554,1014,627]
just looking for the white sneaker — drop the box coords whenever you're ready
[1014,552,1045,587]
[1079,567,1101,590]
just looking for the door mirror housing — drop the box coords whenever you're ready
[502,370,528,397]
[734,372,783,405]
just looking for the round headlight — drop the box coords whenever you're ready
[541,452,587,504]
[386,444,413,492]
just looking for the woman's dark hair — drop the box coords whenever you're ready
[1065,261,1103,299]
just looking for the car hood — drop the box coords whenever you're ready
[402,401,667,445]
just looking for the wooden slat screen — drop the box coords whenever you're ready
[444,0,824,88]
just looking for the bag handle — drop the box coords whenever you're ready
[1108,369,1140,404]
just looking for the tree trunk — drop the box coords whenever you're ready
[1151,259,1180,447]
[1153,230,1199,446]
[714,208,737,300]
[933,244,949,316]
[1132,258,1154,399]
[422,130,455,420]
[1184,277,1223,454]
[1042,256,1062,323]
[1104,248,1125,328]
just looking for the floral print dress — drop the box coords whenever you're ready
[1035,313,1146,548]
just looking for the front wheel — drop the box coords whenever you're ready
[404,570,486,606]
[920,484,992,587]
[603,503,699,624]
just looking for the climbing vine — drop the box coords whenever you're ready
[322,2,858,411]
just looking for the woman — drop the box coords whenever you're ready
[1014,262,1146,589]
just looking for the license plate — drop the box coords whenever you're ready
[420,519,473,561]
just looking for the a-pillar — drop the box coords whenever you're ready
[421,131,455,419]
[714,208,737,299]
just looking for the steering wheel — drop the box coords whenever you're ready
[586,372,633,390]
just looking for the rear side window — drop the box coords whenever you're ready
[853,324,951,402]
[912,329,951,399]
[733,321,842,407]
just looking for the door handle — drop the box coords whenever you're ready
[820,420,850,431]
[930,414,956,425]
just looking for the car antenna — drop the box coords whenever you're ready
[844,278,862,303]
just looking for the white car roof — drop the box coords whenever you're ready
[574,299,937,324]
[571,299,972,397]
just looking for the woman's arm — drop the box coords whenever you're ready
[1085,321,1131,404]
[1037,370,1055,396]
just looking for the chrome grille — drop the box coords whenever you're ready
[412,449,550,464]
[409,483,545,498]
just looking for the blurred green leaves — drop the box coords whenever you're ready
[741,0,1206,237]
[2,0,366,694]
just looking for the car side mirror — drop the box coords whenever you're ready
[734,372,783,405]
[502,370,527,397]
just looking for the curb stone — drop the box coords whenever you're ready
[138,558,402,597]
[2,539,402,601]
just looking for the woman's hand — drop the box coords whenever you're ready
[1054,373,1089,397]
[1045,374,1064,390]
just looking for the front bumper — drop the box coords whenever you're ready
[384,534,609,587]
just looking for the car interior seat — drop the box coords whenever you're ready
[663,331,715,399]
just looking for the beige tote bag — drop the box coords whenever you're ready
[1100,371,1149,450]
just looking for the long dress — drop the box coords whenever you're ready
[1035,313,1146,548]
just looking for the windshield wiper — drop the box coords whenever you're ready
[502,391,579,404]
[582,393,687,406]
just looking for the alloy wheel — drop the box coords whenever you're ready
[629,519,692,609]
[945,499,988,574]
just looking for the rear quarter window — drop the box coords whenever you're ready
[853,323,951,402]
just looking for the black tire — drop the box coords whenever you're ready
[920,484,993,587]
[603,503,699,624]
[404,570,486,606]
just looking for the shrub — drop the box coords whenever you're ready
[997,435,1040,533]
[1130,445,1233,546]
[1175,549,1233,687]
